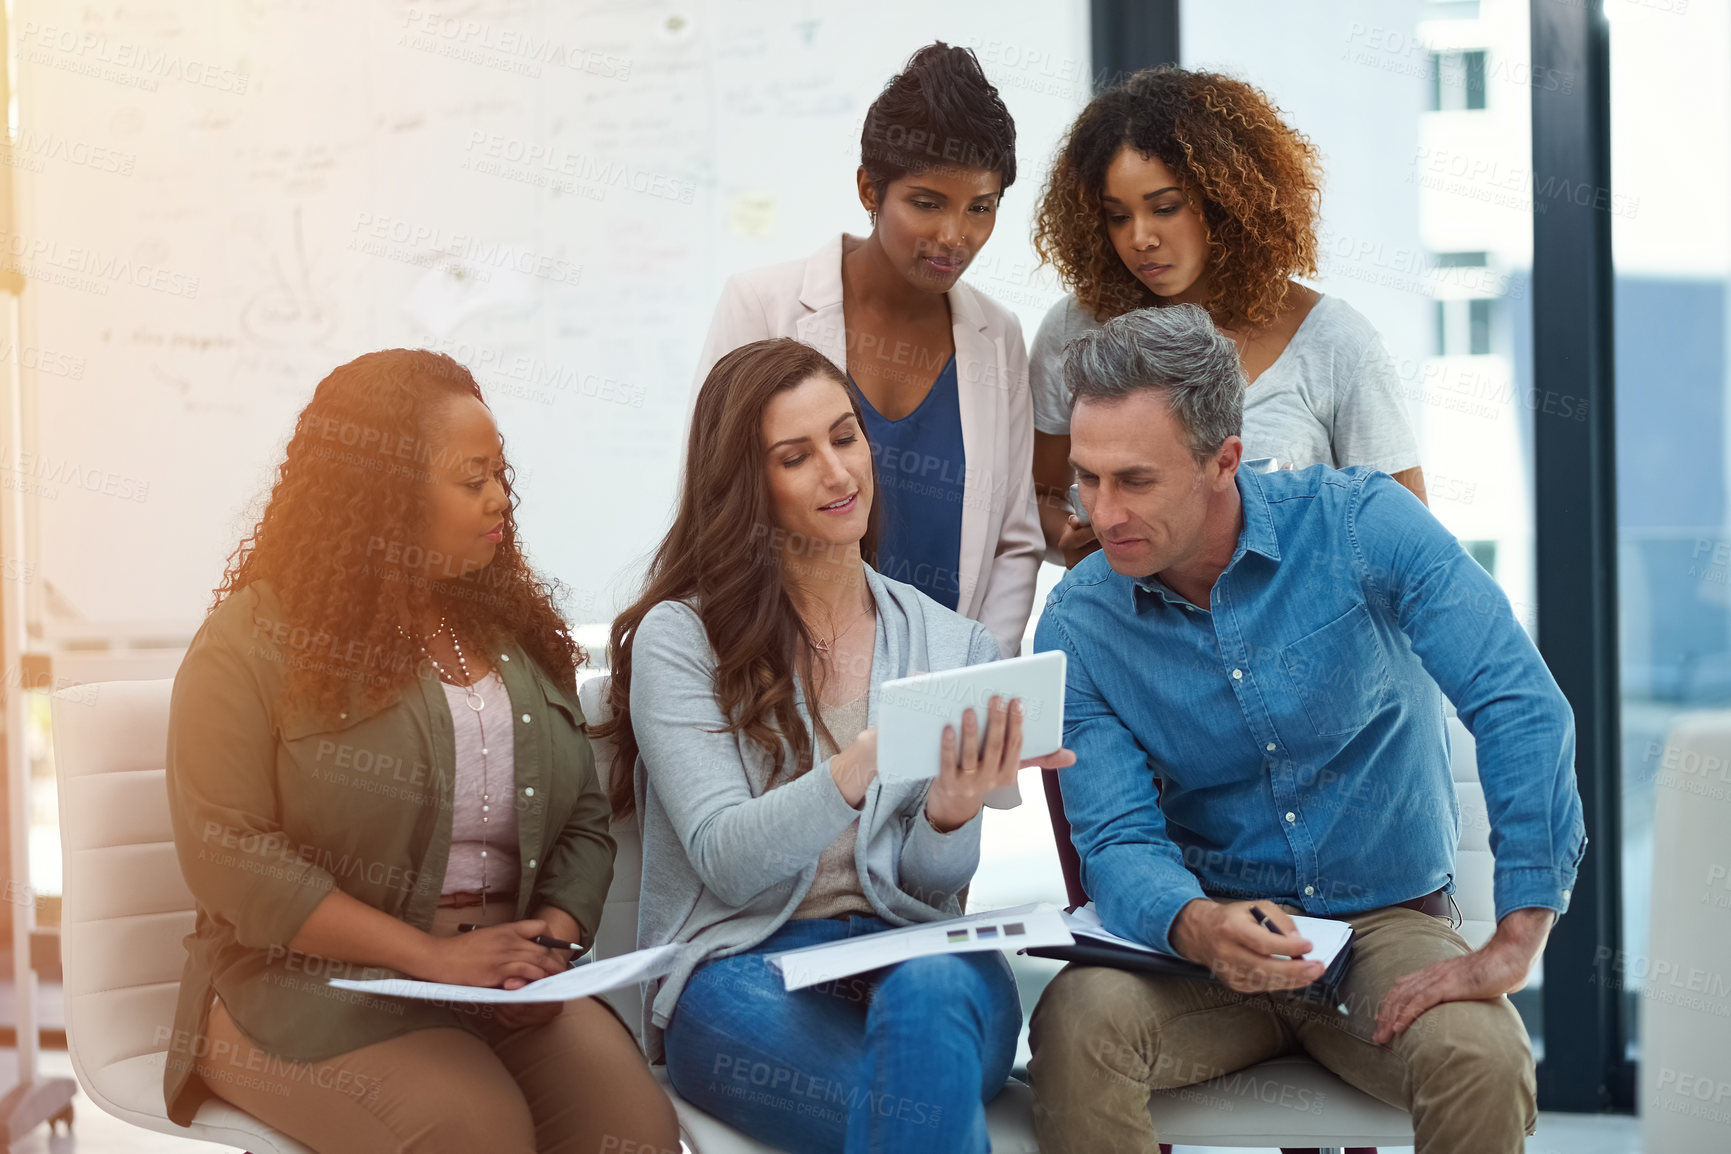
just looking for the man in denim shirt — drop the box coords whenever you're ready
[1026,306,1584,1153]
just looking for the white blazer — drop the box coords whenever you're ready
[693,234,1043,656]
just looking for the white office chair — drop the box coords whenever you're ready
[51,678,313,1154]
[577,673,1040,1154]
[1641,712,1731,1154]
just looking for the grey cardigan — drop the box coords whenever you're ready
[631,565,1001,1060]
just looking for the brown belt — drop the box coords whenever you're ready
[437,889,516,909]
[1387,887,1453,920]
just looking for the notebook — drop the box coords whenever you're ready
[1023,904,1357,1008]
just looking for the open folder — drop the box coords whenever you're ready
[1023,905,1357,1009]
[326,944,681,1004]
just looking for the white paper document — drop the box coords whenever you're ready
[327,944,680,1004]
[1064,904,1353,967]
[767,905,1073,991]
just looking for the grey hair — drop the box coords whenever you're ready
[1063,304,1245,462]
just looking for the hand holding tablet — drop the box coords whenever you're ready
[826,653,1075,827]
[876,651,1069,784]
[923,693,1045,831]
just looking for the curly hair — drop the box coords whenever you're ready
[215,349,582,723]
[861,41,1016,200]
[1034,67,1321,329]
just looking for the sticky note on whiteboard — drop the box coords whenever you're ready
[729,192,776,238]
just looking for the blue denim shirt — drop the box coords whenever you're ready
[1034,465,1585,954]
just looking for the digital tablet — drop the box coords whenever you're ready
[876,650,1066,784]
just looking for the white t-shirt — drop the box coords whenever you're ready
[1028,293,1421,475]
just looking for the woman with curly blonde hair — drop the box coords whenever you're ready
[1030,67,1427,565]
[162,349,678,1153]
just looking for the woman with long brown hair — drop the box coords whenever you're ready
[599,337,1071,1153]
[162,349,677,1153]
[1030,66,1427,567]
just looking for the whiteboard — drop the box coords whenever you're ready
[14,0,1088,635]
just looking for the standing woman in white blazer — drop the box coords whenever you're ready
[693,42,1042,656]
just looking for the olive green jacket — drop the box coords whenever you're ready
[162,582,614,1125]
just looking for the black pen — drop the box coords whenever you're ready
[1250,905,1348,1017]
[1249,905,1282,935]
[456,923,587,954]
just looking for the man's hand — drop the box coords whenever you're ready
[1373,906,1552,1044]
[1169,899,1326,994]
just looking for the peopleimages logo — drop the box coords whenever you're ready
[2,129,136,175]
[19,21,249,93]
[348,213,583,286]
[399,9,632,81]
[0,443,149,502]
[0,231,199,298]
[462,133,695,204]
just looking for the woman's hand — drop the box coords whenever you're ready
[830,728,880,808]
[834,700,1076,827]
[483,905,586,1030]
[1059,515,1100,569]
[413,919,565,990]
[924,697,1075,832]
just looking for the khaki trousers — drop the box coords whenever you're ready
[1028,905,1537,1154]
[194,904,680,1154]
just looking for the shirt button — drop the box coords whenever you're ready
[521,713,531,723]
[500,654,510,662]
[524,787,535,797]
[527,858,537,869]
[1266,742,1276,752]
[1231,669,1243,680]
[1304,885,1315,896]
[1285,811,1296,823]
[1562,889,1572,901]
[339,712,347,720]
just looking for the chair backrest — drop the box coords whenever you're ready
[53,674,653,1063]
[50,680,191,1081]
[577,673,648,1042]
[1445,715,1496,948]
[1642,712,1731,1153]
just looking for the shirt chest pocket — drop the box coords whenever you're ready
[279,710,436,814]
[1279,602,1392,737]
[534,682,590,830]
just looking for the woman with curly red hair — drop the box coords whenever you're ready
[1030,67,1427,566]
[161,349,677,1153]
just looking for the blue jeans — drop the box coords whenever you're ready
[664,916,1022,1154]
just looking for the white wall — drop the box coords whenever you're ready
[13,0,1087,637]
